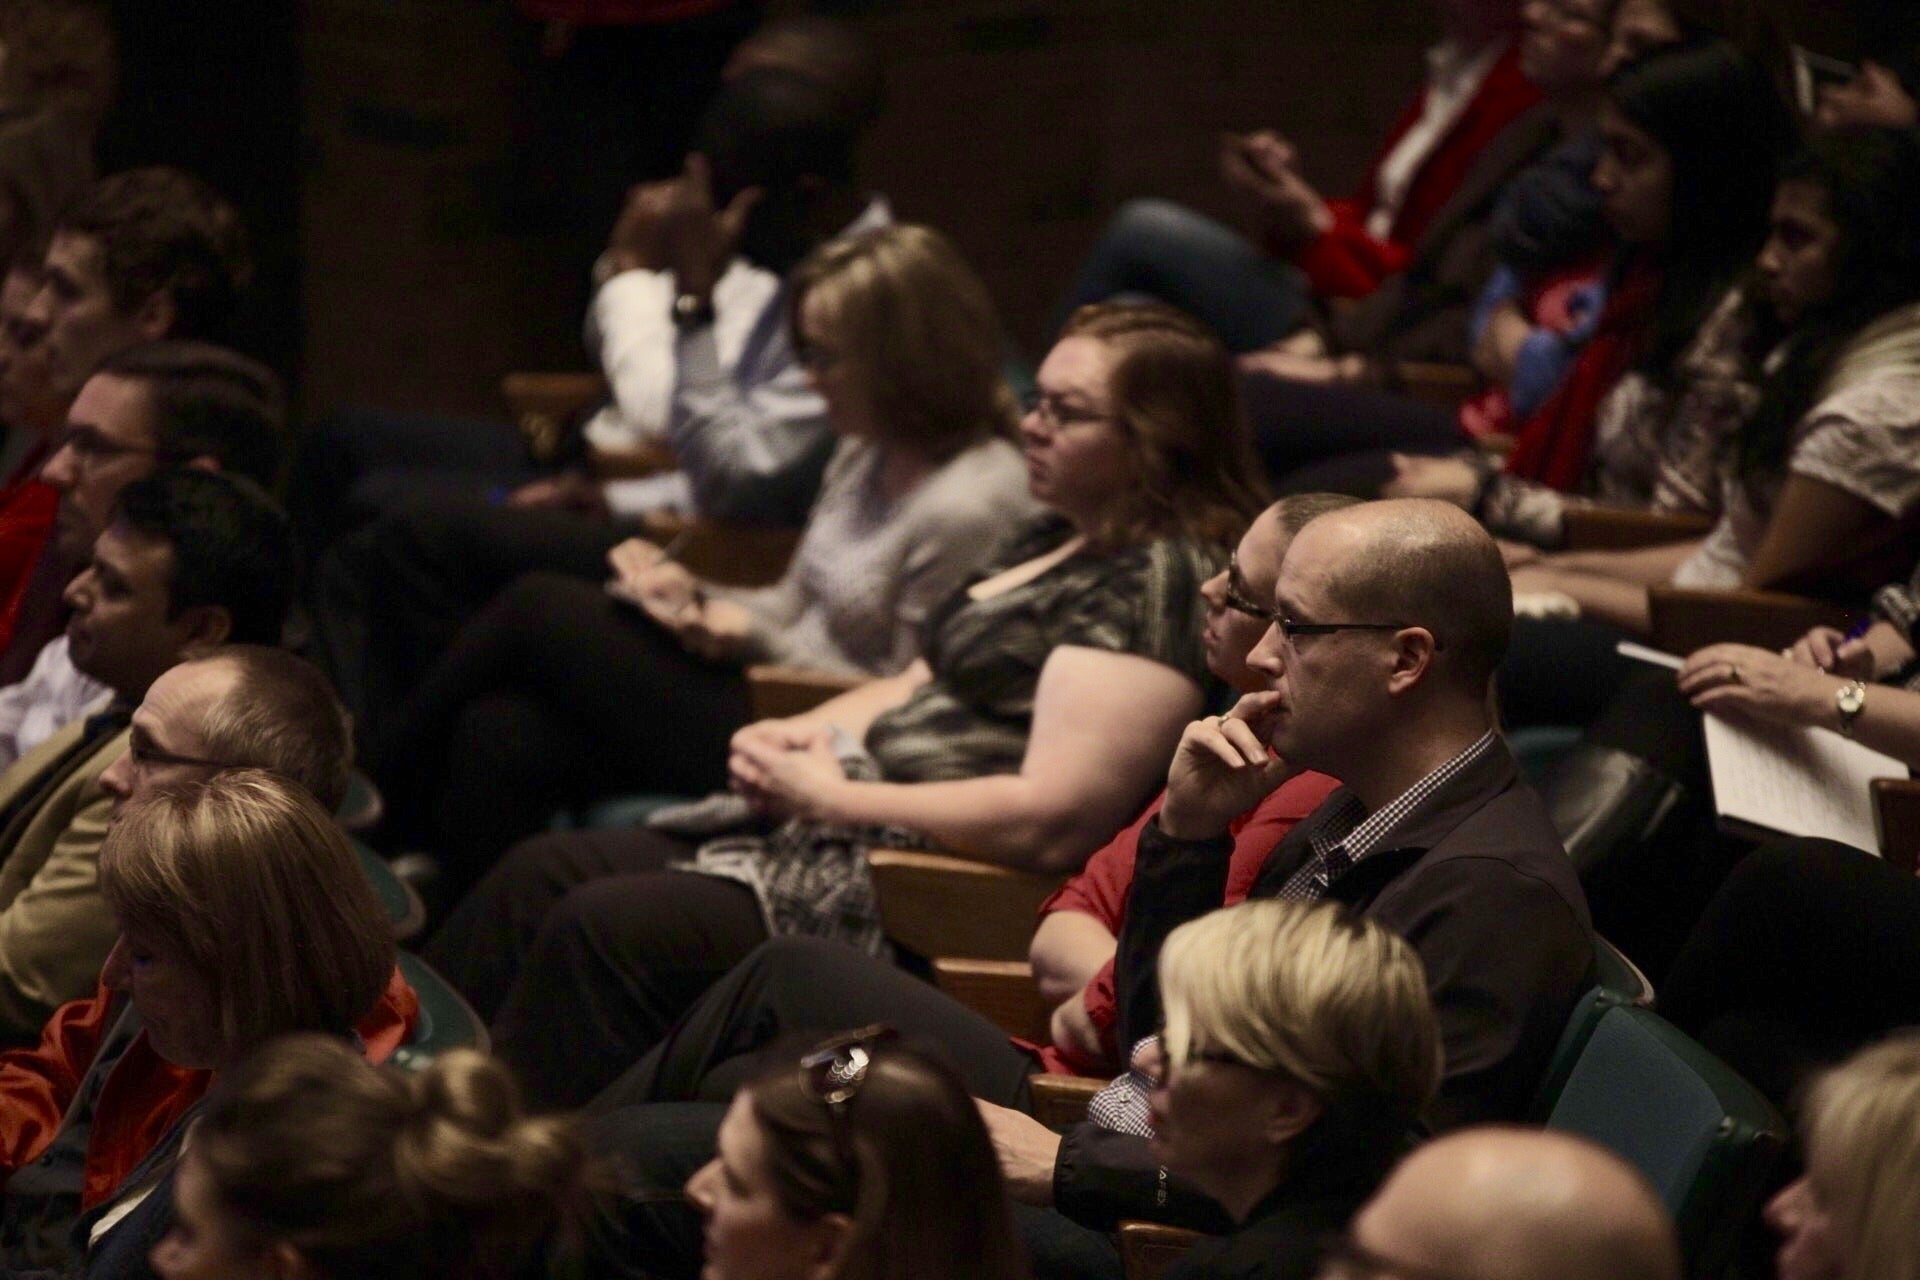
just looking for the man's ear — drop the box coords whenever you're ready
[1385,627,1440,696]
[174,603,233,648]
[1261,1078,1324,1148]
[800,1211,856,1280]
[131,289,177,341]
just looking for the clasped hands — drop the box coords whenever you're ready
[1677,625,1876,731]
[725,716,850,822]
[603,537,751,661]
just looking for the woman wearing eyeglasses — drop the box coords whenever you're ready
[1140,898,1442,1280]
[427,301,1267,1110]
[687,1030,1027,1280]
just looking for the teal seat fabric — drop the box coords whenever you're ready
[549,793,687,831]
[1535,994,1787,1274]
[390,951,490,1073]
[1507,724,1584,786]
[336,768,384,833]
[352,837,425,940]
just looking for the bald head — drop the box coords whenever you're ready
[1350,1128,1680,1280]
[1305,499,1512,694]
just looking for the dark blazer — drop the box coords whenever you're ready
[1164,1186,1362,1280]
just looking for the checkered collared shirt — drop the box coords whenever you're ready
[1275,729,1501,901]
[1087,730,1502,1140]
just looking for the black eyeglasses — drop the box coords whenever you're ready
[1221,554,1428,645]
[126,735,239,772]
[798,1025,897,1116]
[1021,390,1112,431]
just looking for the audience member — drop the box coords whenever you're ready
[0,341,287,768]
[0,168,251,673]
[150,1035,596,1280]
[679,1031,1027,1280]
[1326,1127,1681,1280]
[1056,0,1541,353]
[1766,1033,1920,1280]
[373,224,1036,885]
[0,771,415,1275]
[569,500,1590,1280]
[0,469,291,1041]
[311,63,886,743]
[1489,127,1920,636]
[424,302,1265,1106]
[1146,900,1442,1280]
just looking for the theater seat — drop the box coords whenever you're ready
[1530,991,1785,1274]
[390,951,490,1072]
[869,849,1067,962]
[351,837,425,941]
[1647,585,1853,656]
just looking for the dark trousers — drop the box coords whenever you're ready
[1660,836,1920,1109]
[311,490,629,748]
[375,572,752,891]
[1244,373,1463,493]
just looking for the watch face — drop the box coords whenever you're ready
[1839,684,1867,714]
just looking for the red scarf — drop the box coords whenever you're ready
[1501,257,1661,490]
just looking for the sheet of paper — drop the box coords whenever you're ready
[1614,641,1683,671]
[1703,713,1909,852]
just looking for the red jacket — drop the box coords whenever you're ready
[0,966,420,1208]
[1290,39,1540,299]
[1031,771,1341,1074]
[0,444,58,657]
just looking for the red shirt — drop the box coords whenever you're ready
[1031,771,1341,1074]
[0,442,58,658]
[0,967,420,1208]
[1289,39,1540,299]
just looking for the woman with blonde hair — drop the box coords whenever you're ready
[378,221,1038,892]
[432,301,1267,1109]
[1767,1032,1920,1280]
[1145,899,1442,1280]
[0,771,415,1276]
[149,1035,595,1280]
[687,1030,1026,1280]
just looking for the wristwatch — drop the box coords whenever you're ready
[672,291,715,330]
[1836,679,1867,737]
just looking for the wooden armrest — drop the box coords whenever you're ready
[1873,777,1920,875]
[1395,361,1479,408]
[635,513,801,587]
[932,958,1050,1041]
[868,849,1067,961]
[501,372,608,465]
[1560,507,1714,552]
[1118,1221,1213,1280]
[746,665,862,720]
[1028,1073,1104,1128]
[1647,586,1855,656]
[590,441,679,480]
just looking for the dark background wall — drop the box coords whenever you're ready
[103,0,1866,423]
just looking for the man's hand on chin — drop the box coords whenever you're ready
[1157,691,1299,842]
[975,1099,1061,1206]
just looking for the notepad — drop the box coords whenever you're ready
[1703,713,1909,851]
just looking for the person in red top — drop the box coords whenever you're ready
[1054,0,1540,353]
[0,771,418,1274]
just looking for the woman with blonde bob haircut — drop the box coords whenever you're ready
[151,1035,596,1280]
[1767,1032,1920,1280]
[0,771,414,1276]
[1146,900,1442,1280]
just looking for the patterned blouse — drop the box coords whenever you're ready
[865,516,1223,783]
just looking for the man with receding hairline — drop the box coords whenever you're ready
[1117,499,1592,1132]
[1331,1127,1682,1280]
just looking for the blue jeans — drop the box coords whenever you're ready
[1055,198,1309,351]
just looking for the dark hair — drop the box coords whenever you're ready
[112,470,292,646]
[95,341,285,488]
[194,1036,596,1280]
[745,1042,1028,1280]
[1607,37,1793,384]
[1662,0,1796,105]
[728,15,884,129]
[1737,128,1920,481]
[55,167,250,339]
[695,67,861,201]
[1268,492,1363,540]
